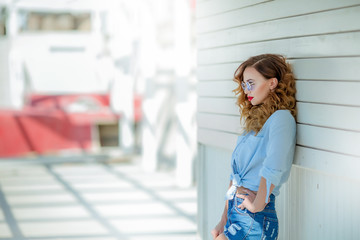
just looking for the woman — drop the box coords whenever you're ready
[211,54,297,240]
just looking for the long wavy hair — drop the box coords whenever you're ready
[233,54,297,135]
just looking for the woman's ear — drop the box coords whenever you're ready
[269,78,278,91]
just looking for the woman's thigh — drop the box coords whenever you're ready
[215,233,228,240]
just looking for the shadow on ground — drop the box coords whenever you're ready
[0,154,198,240]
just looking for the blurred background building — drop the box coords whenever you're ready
[0,0,198,239]
[0,0,197,187]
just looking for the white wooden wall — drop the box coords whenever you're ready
[196,0,360,239]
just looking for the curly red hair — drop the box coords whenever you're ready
[233,54,297,135]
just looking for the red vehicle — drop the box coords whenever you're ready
[0,93,120,157]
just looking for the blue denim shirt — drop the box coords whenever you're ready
[225,110,296,203]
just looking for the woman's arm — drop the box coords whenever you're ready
[238,177,275,213]
[211,181,231,239]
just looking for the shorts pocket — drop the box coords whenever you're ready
[225,216,255,240]
[261,216,278,240]
[234,197,254,216]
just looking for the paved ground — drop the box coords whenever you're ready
[0,156,198,240]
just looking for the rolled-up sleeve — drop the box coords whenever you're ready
[259,110,296,203]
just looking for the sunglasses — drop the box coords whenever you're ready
[241,81,255,92]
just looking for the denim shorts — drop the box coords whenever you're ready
[224,194,278,240]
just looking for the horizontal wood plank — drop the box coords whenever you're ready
[197,0,360,33]
[197,80,238,97]
[198,32,360,65]
[297,102,360,131]
[198,6,360,49]
[198,120,360,156]
[297,124,360,157]
[296,81,360,107]
[197,113,242,133]
[198,128,238,151]
[290,57,360,81]
[294,146,360,181]
[198,80,360,107]
[197,100,360,132]
[197,63,239,81]
[198,97,239,115]
[196,0,270,19]
[198,58,360,81]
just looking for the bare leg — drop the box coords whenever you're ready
[215,233,228,240]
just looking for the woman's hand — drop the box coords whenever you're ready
[211,219,226,240]
[237,189,258,213]
[238,178,273,213]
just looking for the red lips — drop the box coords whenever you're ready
[248,97,254,101]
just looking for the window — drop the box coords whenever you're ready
[19,11,91,32]
[0,7,6,36]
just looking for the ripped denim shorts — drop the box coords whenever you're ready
[224,194,278,240]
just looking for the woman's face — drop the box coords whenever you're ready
[242,67,273,105]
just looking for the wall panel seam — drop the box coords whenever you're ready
[199,56,360,65]
[197,96,236,99]
[197,56,360,67]
[198,30,360,51]
[198,79,360,82]
[196,0,273,20]
[296,100,360,108]
[197,112,239,117]
[296,79,360,82]
[295,144,360,159]
[197,3,360,34]
[198,61,243,67]
[198,127,241,135]
[296,101,360,109]
[296,123,360,133]
[288,55,360,60]
[198,79,234,82]
[198,96,236,99]
[290,164,360,183]
[199,122,360,134]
